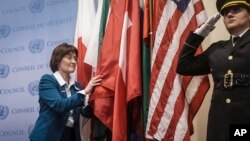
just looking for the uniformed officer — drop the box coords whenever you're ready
[176,0,250,140]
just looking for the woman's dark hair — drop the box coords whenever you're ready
[49,43,78,73]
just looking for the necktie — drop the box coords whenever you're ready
[233,36,240,45]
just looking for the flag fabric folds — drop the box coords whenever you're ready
[145,0,210,141]
[88,0,142,141]
[75,0,142,140]
[74,0,103,140]
[74,0,96,87]
[75,0,210,140]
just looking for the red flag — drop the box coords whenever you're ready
[145,0,210,141]
[89,0,141,140]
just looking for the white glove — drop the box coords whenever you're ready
[194,13,221,37]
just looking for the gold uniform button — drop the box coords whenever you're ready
[228,56,233,60]
[226,98,231,104]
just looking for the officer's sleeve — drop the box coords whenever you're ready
[176,32,211,75]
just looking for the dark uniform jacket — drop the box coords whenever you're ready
[177,30,250,141]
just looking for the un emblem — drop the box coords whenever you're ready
[0,105,9,120]
[0,64,10,79]
[0,25,10,39]
[29,39,44,54]
[28,80,39,96]
[29,0,44,13]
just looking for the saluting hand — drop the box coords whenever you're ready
[194,13,221,37]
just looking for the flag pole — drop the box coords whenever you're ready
[149,0,153,50]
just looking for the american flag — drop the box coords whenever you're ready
[145,0,210,140]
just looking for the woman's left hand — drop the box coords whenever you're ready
[84,75,102,94]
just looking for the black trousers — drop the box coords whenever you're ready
[60,127,76,141]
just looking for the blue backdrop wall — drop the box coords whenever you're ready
[0,0,77,141]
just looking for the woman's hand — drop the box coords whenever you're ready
[84,75,102,94]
